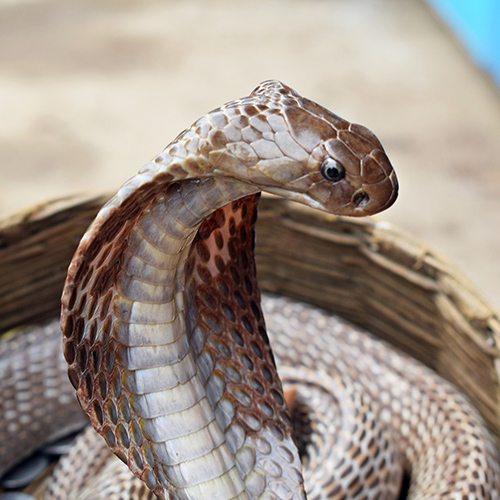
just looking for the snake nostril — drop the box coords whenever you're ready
[353,191,369,208]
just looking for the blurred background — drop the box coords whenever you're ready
[1,0,500,305]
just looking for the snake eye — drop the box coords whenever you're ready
[320,158,345,182]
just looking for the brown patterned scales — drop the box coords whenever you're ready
[56,81,499,499]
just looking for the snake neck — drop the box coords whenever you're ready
[63,175,305,500]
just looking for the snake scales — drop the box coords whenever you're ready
[1,81,499,499]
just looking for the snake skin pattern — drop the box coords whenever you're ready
[55,81,499,499]
[1,297,499,499]
[41,293,500,499]
[46,425,155,500]
[0,322,88,478]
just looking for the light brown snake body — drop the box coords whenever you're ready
[2,81,499,499]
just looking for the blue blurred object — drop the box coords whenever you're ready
[426,0,500,87]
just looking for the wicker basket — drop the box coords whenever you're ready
[1,192,499,442]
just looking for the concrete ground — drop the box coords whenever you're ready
[1,0,500,306]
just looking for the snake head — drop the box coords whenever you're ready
[205,80,398,217]
[304,123,398,216]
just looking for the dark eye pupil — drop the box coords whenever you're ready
[321,158,345,182]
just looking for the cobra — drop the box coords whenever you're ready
[53,81,499,499]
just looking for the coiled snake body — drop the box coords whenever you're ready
[2,81,499,499]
